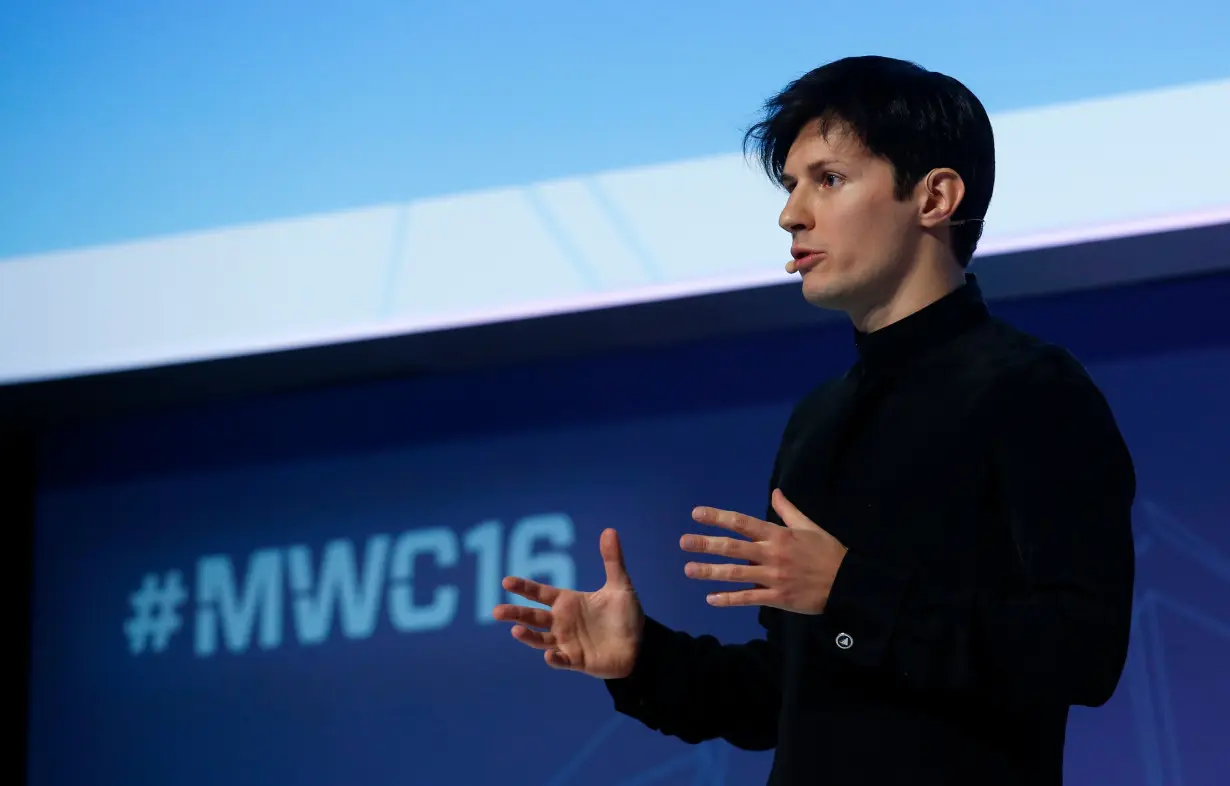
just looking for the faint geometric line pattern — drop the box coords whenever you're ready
[521,185,602,291]
[1126,498,1230,786]
[545,716,625,786]
[1136,499,1230,581]
[543,714,730,786]
[380,204,413,317]
[583,179,665,284]
[612,744,728,786]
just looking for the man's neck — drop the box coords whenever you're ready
[849,260,967,334]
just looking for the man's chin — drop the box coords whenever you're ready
[800,278,850,312]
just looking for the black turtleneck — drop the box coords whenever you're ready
[605,276,1136,786]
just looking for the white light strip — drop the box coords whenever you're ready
[977,205,1230,256]
[228,203,1230,333]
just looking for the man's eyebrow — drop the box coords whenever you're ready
[778,159,841,188]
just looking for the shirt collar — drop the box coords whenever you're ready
[853,274,990,374]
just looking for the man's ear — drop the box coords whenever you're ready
[917,168,966,229]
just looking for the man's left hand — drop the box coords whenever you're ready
[681,488,847,615]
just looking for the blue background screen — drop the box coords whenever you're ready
[27,272,1230,785]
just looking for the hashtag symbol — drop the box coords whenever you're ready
[123,571,188,655]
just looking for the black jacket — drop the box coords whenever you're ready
[605,277,1136,785]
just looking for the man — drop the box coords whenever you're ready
[493,56,1135,785]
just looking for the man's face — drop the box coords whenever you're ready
[778,119,921,317]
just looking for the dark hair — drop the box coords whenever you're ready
[744,56,995,266]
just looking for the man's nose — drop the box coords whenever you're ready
[778,196,812,233]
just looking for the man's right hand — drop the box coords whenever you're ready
[493,528,644,679]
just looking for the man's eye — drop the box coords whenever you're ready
[822,173,842,188]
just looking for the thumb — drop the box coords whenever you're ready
[600,528,633,589]
[772,489,822,531]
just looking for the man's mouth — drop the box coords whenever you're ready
[788,252,824,274]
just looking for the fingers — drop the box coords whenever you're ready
[498,603,569,664]
[509,625,573,670]
[492,603,552,629]
[599,528,632,589]
[544,649,573,669]
[683,560,769,584]
[692,506,773,540]
[705,588,777,607]
[771,489,822,531]
[501,576,560,606]
[510,624,558,650]
[679,533,760,561]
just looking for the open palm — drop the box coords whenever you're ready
[493,528,644,679]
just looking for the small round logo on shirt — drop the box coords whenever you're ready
[835,632,854,650]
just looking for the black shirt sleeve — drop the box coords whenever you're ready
[603,610,783,750]
[816,354,1136,710]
